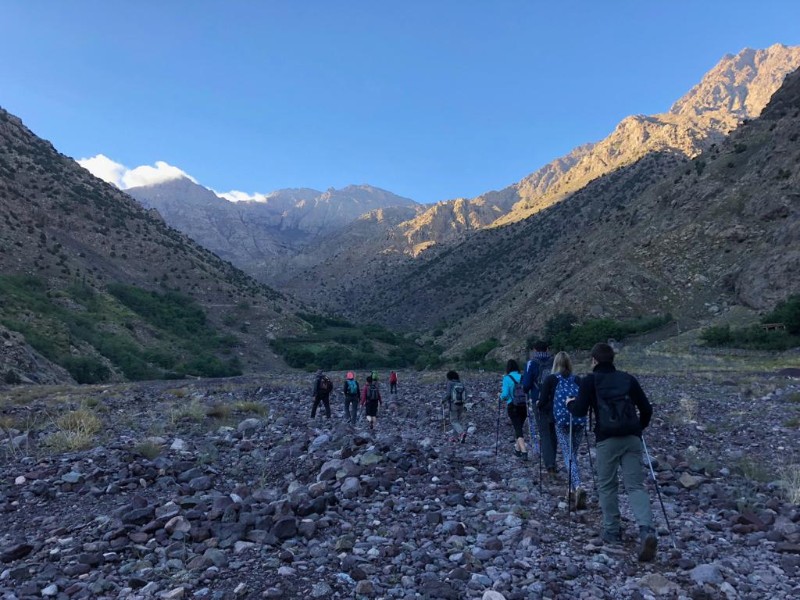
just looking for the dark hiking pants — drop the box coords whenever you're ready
[344,395,358,424]
[311,395,331,419]
[537,412,557,469]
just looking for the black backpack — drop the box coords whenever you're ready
[318,375,333,395]
[510,375,527,407]
[534,356,553,388]
[450,382,466,405]
[593,371,640,436]
[367,382,380,402]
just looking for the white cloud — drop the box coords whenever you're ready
[217,190,268,203]
[77,155,196,189]
[77,154,126,188]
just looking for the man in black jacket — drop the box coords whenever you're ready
[311,370,332,420]
[566,342,657,562]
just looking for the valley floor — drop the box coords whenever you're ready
[1,348,799,599]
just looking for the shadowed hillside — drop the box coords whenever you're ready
[0,108,306,383]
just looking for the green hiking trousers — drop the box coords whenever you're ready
[595,435,654,535]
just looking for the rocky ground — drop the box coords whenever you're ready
[1,353,799,600]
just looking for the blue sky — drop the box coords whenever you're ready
[1,1,799,203]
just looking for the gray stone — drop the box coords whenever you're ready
[689,563,723,585]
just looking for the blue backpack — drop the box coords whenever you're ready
[346,379,358,395]
[552,373,585,427]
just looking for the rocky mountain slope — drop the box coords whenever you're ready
[300,63,800,355]
[288,44,800,314]
[0,108,305,382]
[409,44,800,241]
[126,180,421,281]
[1,355,798,598]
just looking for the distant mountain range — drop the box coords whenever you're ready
[125,180,420,281]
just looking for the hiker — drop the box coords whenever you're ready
[389,370,398,394]
[343,371,360,425]
[501,359,528,460]
[566,342,657,562]
[443,370,467,443]
[540,351,587,509]
[361,375,382,430]
[523,341,557,474]
[311,369,333,420]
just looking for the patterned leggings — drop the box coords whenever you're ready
[555,424,585,490]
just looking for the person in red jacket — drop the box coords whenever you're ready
[389,371,398,394]
[361,375,382,430]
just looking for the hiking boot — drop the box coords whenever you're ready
[514,449,522,457]
[575,487,587,510]
[460,433,467,444]
[637,527,657,562]
[601,530,623,545]
[520,452,529,461]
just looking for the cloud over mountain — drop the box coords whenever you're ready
[77,154,197,189]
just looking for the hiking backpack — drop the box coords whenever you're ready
[450,381,466,405]
[367,382,380,402]
[318,375,333,395]
[527,356,553,402]
[552,373,586,428]
[593,371,640,436]
[510,375,527,407]
[346,379,358,395]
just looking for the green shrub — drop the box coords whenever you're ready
[462,338,499,363]
[62,356,111,384]
[763,295,800,335]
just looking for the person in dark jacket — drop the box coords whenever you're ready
[342,371,360,425]
[523,341,556,474]
[566,342,657,562]
[361,375,382,430]
[443,370,467,443]
[311,369,332,420]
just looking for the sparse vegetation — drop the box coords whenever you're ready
[0,275,242,382]
[534,313,673,351]
[44,408,103,451]
[701,295,800,351]
[134,440,162,459]
[169,401,207,424]
[234,401,268,416]
[270,313,443,370]
[780,465,800,504]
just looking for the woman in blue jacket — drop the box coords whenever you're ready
[501,359,528,460]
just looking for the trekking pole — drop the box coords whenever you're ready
[441,403,445,434]
[567,417,573,522]
[532,407,542,493]
[585,430,597,495]
[495,396,501,460]
[642,436,678,550]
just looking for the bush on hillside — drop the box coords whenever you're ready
[530,313,672,351]
[765,295,800,335]
[701,295,800,351]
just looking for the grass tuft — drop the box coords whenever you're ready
[44,408,103,451]
[233,401,268,416]
[780,465,800,504]
[134,440,162,459]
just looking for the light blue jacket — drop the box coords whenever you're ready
[501,372,522,405]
